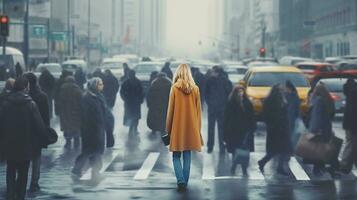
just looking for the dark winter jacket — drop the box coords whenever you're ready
[263,93,290,154]
[29,86,50,127]
[0,92,47,161]
[58,78,83,133]
[146,74,172,132]
[309,96,334,141]
[286,92,301,135]
[103,73,120,108]
[120,76,144,125]
[223,97,256,153]
[343,80,357,134]
[54,71,73,115]
[205,74,232,112]
[193,70,206,105]
[74,69,87,90]
[80,90,106,154]
[39,70,56,98]
[161,65,173,80]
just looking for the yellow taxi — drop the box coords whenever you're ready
[240,66,311,118]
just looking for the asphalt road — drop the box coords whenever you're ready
[0,96,356,200]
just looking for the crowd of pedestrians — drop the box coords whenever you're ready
[0,61,357,198]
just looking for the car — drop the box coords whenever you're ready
[133,62,163,91]
[336,60,357,76]
[0,47,25,81]
[325,57,343,64]
[223,64,248,84]
[113,54,140,66]
[241,66,311,118]
[279,56,314,66]
[247,61,279,68]
[317,77,355,113]
[100,57,128,78]
[62,59,88,74]
[190,60,217,74]
[295,62,337,83]
[34,63,62,79]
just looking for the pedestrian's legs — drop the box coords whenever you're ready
[340,131,354,173]
[277,154,288,176]
[6,160,17,200]
[132,119,139,133]
[16,161,30,200]
[72,153,90,176]
[207,109,216,152]
[89,153,103,180]
[182,151,191,185]
[217,110,225,152]
[172,151,185,184]
[74,135,81,149]
[30,150,42,191]
[64,131,72,149]
[258,153,274,172]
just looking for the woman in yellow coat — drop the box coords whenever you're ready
[166,63,203,192]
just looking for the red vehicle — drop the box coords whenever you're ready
[336,60,357,76]
[295,62,337,83]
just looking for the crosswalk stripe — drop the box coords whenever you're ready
[80,148,122,180]
[202,152,215,180]
[247,153,265,180]
[134,152,160,180]
[352,168,357,177]
[289,157,310,180]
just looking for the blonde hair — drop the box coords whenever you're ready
[173,63,196,90]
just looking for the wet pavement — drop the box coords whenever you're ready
[0,97,357,200]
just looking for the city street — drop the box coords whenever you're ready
[0,97,356,200]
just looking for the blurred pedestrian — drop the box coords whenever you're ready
[0,78,15,106]
[120,70,144,136]
[166,63,203,192]
[54,70,73,116]
[147,72,171,135]
[74,67,87,90]
[161,62,173,80]
[258,84,290,176]
[58,76,83,149]
[72,78,106,180]
[285,80,301,156]
[205,66,232,153]
[223,85,256,176]
[120,63,130,82]
[0,76,47,200]
[24,73,50,192]
[340,78,357,174]
[15,62,23,78]
[92,68,105,80]
[308,83,338,176]
[102,69,120,109]
[191,67,206,106]
[149,71,159,84]
[39,69,56,119]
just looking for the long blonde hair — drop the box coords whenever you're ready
[173,63,196,90]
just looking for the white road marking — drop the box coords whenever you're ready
[202,152,215,180]
[352,168,357,177]
[134,152,160,180]
[246,152,265,180]
[289,157,310,181]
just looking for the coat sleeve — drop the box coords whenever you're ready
[166,87,175,135]
[196,88,202,133]
[31,102,48,148]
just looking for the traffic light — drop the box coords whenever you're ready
[0,15,9,37]
[259,47,266,57]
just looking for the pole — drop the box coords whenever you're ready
[72,25,75,56]
[87,0,91,64]
[24,0,29,70]
[236,34,240,60]
[67,0,71,56]
[47,19,50,60]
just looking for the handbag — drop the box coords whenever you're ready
[295,132,343,163]
[161,132,170,146]
[234,132,251,165]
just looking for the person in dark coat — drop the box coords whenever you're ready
[191,67,206,106]
[23,73,50,192]
[285,80,301,155]
[54,70,73,116]
[102,69,120,109]
[309,83,339,176]
[92,68,105,80]
[0,78,15,107]
[72,78,106,180]
[149,71,159,84]
[120,63,130,82]
[161,62,173,80]
[223,85,256,176]
[258,84,290,176]
[340,78,357,173]
[58,76,83,149]
[146,72,172,134]
[205,66,233,153]
[15,62,23,78]
[120,70,144,135]
[39,69,56,119]
[74,67,87,90]
[0,77,47,200]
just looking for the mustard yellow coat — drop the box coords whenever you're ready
[166,80,203,152]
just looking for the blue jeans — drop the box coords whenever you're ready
[173,151,191,185]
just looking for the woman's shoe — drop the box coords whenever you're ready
[258,160,265,172]
[177,183,186,192]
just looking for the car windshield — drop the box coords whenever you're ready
[135,64,161,74]
[36,65,62,73]
[102,62,123,69]
[0,55,13,67]
[249,72,309,87]
[62,64,79,71]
